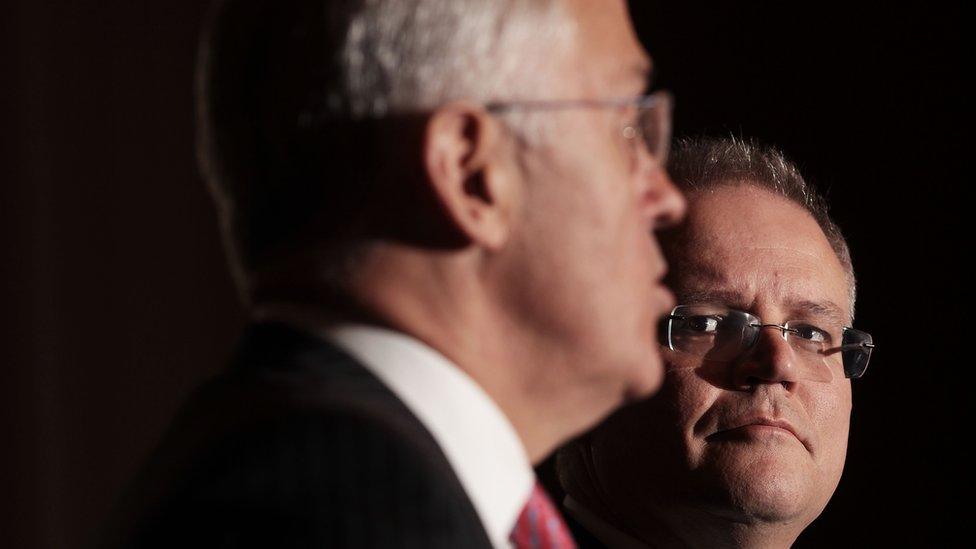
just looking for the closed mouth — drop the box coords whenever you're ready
[707,416,810,452]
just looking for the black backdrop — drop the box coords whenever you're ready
[2,2,964,547]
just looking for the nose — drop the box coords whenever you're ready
[639,163,686,230]
[731,326,800,389]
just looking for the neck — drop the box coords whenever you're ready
[268,243,624,464]
[253,244,621,464]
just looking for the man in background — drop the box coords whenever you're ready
[100,1,684,547]
[557,137,874,548]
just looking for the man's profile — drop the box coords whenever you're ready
[99,1,685,547]
[557,137,874,548]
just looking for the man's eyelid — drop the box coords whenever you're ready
[788,321,837,341]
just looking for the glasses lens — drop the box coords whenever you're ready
[664,305,854,383]
[780,321,843,382]
[666,305,756,361]
[639,92,672,163]
[841,328,874,378]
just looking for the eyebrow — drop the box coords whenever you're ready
[675,288,744,308]
[787,299,851,326]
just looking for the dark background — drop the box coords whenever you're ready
[2,1,964,547]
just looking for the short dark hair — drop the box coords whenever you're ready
[665,136,856,311]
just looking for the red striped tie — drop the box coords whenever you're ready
[510,481,577,549]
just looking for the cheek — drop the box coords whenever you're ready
[667,369,722,465]
[518,161,623,258]
[803,381,853,473]
[516,147,651,296]
[538,125,638,225]
[592,366,712,457]
[588,381,694,498]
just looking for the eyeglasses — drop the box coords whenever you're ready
[485,91,673,165]
[661,304,875,379]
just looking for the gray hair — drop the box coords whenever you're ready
[666,136,857,315]
[196,0,575,300]
[340,0,573,121]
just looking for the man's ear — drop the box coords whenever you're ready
[423,101,519,251]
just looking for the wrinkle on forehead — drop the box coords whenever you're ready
[664,188,853,319]
[669,252,852,323]
[739,245,828,264]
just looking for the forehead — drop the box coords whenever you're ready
[565,0,651,95]
[667,185,851,322]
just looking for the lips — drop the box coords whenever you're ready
[708,415,811,452]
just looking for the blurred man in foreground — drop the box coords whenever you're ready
[558,137,874,548]
[100,1,685,547]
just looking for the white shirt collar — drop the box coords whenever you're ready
[325,323,535,549]
[564,495,650,549]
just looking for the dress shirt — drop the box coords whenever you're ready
[326,324,535,549]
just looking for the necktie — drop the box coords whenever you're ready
[510,481,577,549]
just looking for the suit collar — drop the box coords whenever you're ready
[325,324,535,549]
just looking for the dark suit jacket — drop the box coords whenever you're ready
[100,322,493,548]
[563,511,608,549]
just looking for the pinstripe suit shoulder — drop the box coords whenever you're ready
[102,322,493,549]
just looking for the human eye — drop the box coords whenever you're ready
[683,315,723,334]
[790,323,832,343]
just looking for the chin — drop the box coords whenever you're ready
[689,440,820,523]
[727,478,809,523]
[704,451,817,523]
[621,346,665,401]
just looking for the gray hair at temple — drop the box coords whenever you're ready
[196,0,575,300]
[665,136,857,315]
